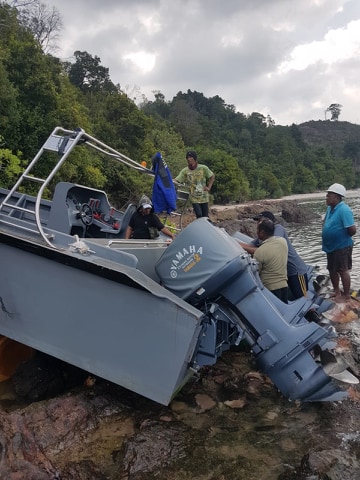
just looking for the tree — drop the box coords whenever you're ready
[140,90,171,120]
[325,103,342,121]
[67,51,117,94]
[0,61,21,147]
[266,114,275,127]
[0,147,23,188]
[293,165,317,193]
[1,4,64,154]
[12,0,63,53]
[169,99,203,145]
[196,147,250,203]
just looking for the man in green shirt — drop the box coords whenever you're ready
[174,151,215,218]
[254,218,289,303]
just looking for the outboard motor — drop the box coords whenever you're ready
[156,218,353,402]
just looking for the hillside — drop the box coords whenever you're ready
[298,120,360,170]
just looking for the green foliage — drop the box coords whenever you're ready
[0,147,23,188]
[144,119,186,174]
[1,11,67,156]
[0,2,358,207]
[292,165,317,194]
[169,98,203,146]
[0,61,20,147]
[53,74,91,130]
[56,150,106,189]
[195,147,250,203]
[67,51,117,94]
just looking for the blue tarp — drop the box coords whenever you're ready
[151,152,177,214]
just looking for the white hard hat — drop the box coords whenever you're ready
[327,183,346,197]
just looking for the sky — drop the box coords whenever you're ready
[46,0,360,126]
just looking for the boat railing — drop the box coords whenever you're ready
[0,127,154,248]
[108,239,171,248]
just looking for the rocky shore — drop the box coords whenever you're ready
[1,198,360,480]
[212,198,318,233]
[176,197,321,237]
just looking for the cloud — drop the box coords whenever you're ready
[48,0,360,125]
[123,51,156,74]
[278,19,360,73]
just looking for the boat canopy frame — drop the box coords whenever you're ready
[0,127,155,247]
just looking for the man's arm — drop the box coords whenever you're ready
[125,226,133,239]
[204,174,215,192]
[161,227,175,240]
[237,241,257,255]
[174,168,185,185]
[153,214,175,239]
[347,225,356,236]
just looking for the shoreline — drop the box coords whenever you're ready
[211,188,360,212]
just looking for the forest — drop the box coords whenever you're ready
[1,1,359,209]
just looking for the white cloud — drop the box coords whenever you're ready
[47,0,360,126]
[278,19,360,73]
[221,35,243,48]
[139,15,162,34]
[123,51,156,73]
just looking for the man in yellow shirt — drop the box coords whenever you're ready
[174,151,215,218]
[253,218,288,303]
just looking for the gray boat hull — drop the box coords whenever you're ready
[0,236,203,405]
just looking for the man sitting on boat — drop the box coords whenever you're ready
[125,200,175,240]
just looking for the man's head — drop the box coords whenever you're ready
[140,202,152,215]
[186,150,198,170]
[253,211,276,222]
[257,218,275,241]
[326,183,346,207]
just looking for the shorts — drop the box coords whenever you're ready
[288,273,308,299]
[326,246,353,274]
[271,287,288,304]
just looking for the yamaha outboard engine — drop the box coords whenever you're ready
[156,218,353,402]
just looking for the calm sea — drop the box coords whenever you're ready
[285,191,360,290]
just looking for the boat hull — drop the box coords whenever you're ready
[0,238,203,405]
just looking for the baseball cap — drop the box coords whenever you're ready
[142,203,152,209]
[252,211,275,222]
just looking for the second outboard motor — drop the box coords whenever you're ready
[156,218,354,402]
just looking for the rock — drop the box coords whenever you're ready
[0,384,131,479]
[0,198,359,479]
[280,449,360,479]
[12,352,88,402]
[206,199,318,236]
[1,343,360,479]
[195,393,217,412]
[119,421,187,477]
[223,397,246,409]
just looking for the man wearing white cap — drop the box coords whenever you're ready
[322,183,356,301]
[125,201,174,240]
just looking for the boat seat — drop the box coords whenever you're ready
[100,203,137,238]
[118,204,137,237]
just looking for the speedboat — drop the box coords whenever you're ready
[0,127,356,405]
